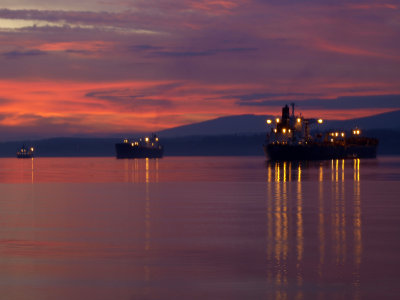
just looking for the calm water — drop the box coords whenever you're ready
[0,156,400,299]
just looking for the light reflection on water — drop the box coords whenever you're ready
[265,160,363,290]
[0,156,399,299]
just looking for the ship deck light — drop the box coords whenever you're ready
[282,128,286,133]
[266,119,272,124]
[276,118,280,123]
[145,137,149,142]
[297,118,301,123]
[318,119,323,124]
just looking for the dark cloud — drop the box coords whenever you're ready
[234,92,313,101]
[0,113,12,121]
[2,49,47,59]
[86,89,173,109]
[15,113,82,124]
[0,9,121,25]
[127,44,258,58]
[0,98,12,105]
[151,47,257,58]
[130,44,164,51]
[238,94,400,109]
[153,50,215,57]
[0,113,97,141]
[65,49,92,55]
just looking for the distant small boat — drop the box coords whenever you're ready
[115,134,164,159]
[17,145,34,158]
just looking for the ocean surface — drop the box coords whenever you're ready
[0,156,399,300]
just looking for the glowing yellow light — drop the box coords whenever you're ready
[274,129,277,133]
[266,119,272,124]
[335,132,339,137]
[341,132,345,137]
[282,128,286,133]
[131,143,134,146]
[297,118,301,123]
[145,137,149,142]
[288,129,291,133]
[124,139,128,143]
[30,147,34,151]
[356,130,360,135]
[155,137,159,141]
[330,139,334,142]
[276,118,280,123]
[318,119,323,124]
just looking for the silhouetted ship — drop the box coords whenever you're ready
[263,104,378,161]
[17,145,34,158]
[115,134,163,159]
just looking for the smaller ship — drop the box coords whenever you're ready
[115,134,164,159]
[264,104,378,161]
[17,144,34,158]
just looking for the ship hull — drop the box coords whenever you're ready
[17,154,34,159]
[115,143,163,159]
[264,143,377,161]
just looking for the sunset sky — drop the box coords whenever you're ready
[0,0,399,139]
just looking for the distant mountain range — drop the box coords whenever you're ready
[1,129,400,157]
[159,110,400,137]
[1,110,400,157]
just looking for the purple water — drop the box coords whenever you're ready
[0,156,399,299]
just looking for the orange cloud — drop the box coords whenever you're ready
[189,0,243,15]
[311,39,400,61]
[38,41,113,52]
[0,77,399,137]
[346,3,398,10]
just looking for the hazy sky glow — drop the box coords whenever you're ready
[0,0,399,139]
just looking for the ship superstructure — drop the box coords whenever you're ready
[115,134,163,159]
[17,144,34,158]
[263,104,378,160]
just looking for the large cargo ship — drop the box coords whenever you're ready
[263,104,378,161]
[115,134,163,159]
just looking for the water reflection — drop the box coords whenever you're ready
[353,159,362,292]
[296,170,304,300]
[318,165,324,277]
[0,156,397,299]
[123,158,160,183]
[265,159,363,299]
